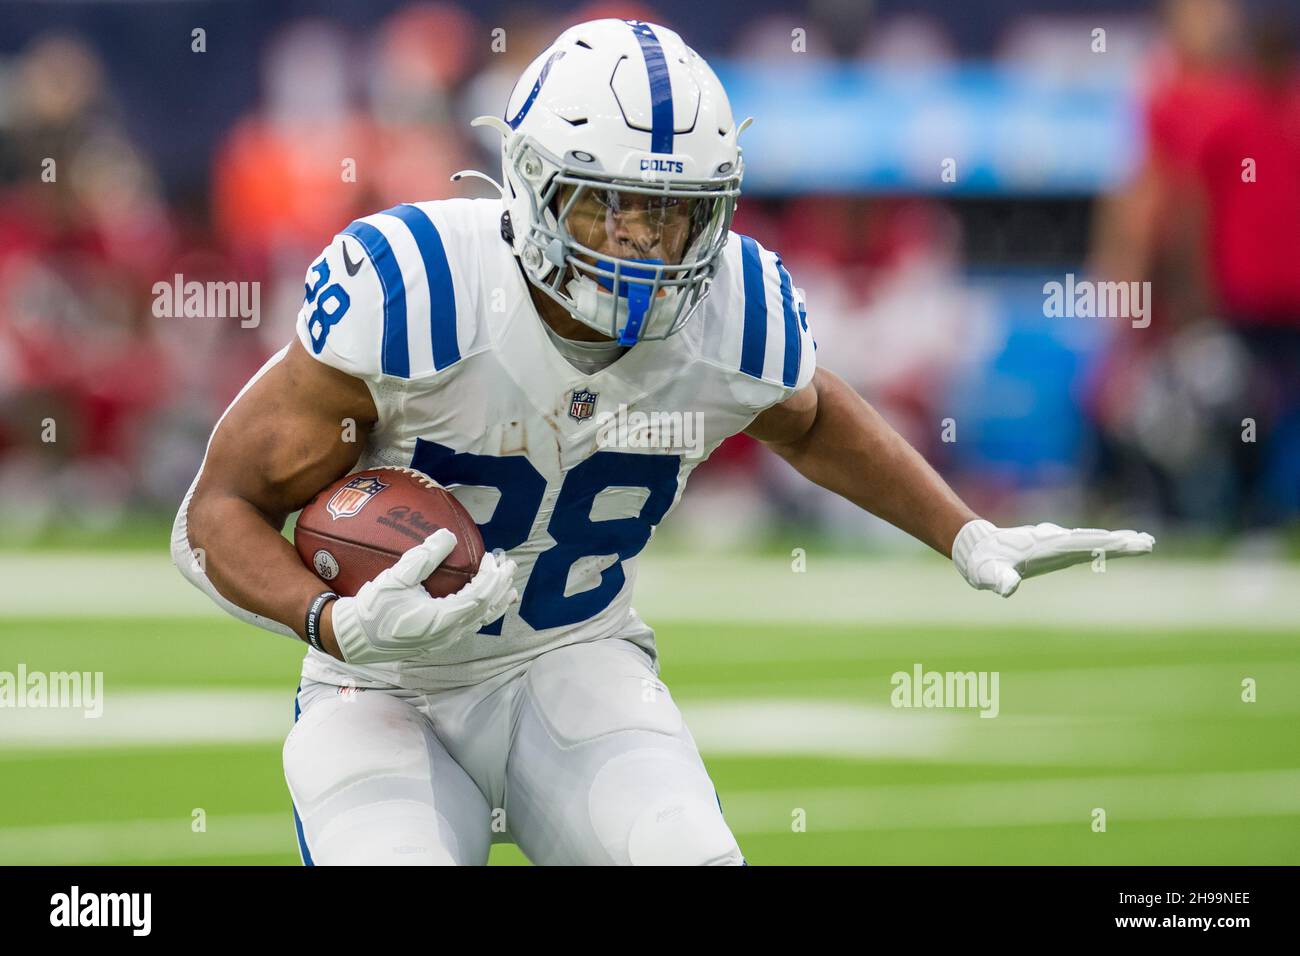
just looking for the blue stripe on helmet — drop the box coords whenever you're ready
[506,49,566,130]
[342,220,409,378]
[738,236,767,378]
[382,204,460,371]
[627,20,673,154]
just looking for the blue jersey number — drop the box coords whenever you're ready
[304,257,351,353]
[411,438,680,631]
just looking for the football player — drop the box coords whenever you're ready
[172,18,1154,865]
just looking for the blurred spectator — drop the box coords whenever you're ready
[366,3,483,206]
[998,14,1154,81]
[1195,13,1300,527]
[1087,0,1300,530]
[0,35,174,537]
[860,15,955,67]
[460,6,562,165]
[211,20,374,274]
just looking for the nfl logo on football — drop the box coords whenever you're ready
[569,388,598,421]
[325,475,388,520]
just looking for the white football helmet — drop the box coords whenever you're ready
[464,18,748,344]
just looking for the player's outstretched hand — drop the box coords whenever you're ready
[330,529,519,664]
[951,519,1154,598]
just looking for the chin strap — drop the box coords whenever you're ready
[594,257,664,345]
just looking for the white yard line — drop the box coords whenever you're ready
[0,553,1297,628]
[716,769,1300,834]
[0,683,1258,767]
[8,690,957,754]
[1,768,1296,863]
[677,661,1300,716]
[0,814,294,864]
[0,690,295,748]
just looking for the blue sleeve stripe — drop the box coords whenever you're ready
[776,258,801,388]
[739,235,767,379]
[342,220,409,378]
[382,204,460,371]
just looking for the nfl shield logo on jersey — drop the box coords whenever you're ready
[325,475,388,519]
[568,388,599,421]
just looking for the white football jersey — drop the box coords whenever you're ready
[295,196,815,690]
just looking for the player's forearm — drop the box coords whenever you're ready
[767,371,977,557]
[186,490,342,657]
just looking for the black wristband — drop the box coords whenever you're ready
[305,591,339,653]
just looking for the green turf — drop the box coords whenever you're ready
[1,616,1297,865]
[6,515,1300,561]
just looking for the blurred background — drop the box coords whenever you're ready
[2,0,1298,550]
[0,0,1297,866]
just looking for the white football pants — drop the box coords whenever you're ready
[283,634,744,865]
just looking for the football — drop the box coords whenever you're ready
[293,466,484,599]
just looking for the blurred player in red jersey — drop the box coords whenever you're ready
[1088,0,1300,529]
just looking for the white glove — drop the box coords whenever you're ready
[329,529,518,664]
[952,519,1154,598]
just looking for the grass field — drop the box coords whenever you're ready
[1,551,1297,865]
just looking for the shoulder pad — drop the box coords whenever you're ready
[295,200,488,381]
[700,232,816,397]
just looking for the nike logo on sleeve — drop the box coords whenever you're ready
[342,240,365,277]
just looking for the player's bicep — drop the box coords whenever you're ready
[745,371,820,447]
[197,340,377,523]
